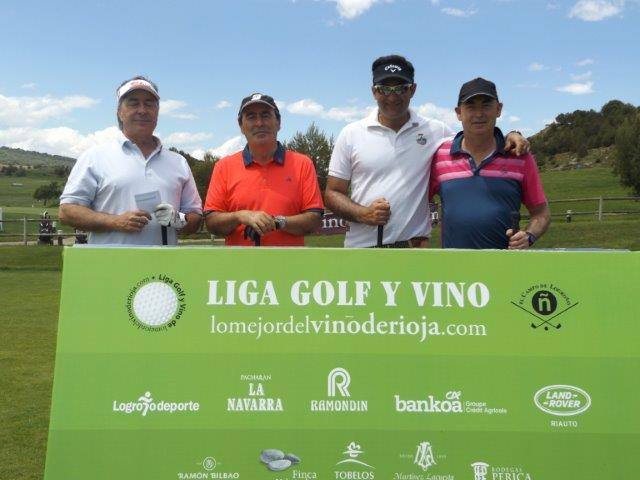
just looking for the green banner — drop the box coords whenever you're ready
[45,247,640,480]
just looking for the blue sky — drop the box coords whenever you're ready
[0,0,637,159]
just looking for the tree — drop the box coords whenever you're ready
[53,165,71,178]
[170,147,219,201]
[33,181,62,206]
[614,115,640,195]
[285,123,334,191]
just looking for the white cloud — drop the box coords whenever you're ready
[216,100,232,109]
[576,58,595,66]
[330,0,387,19]
[20,82,37,90]
[286,99,325,116]
[159,99,197,120]
[0,94,99,127]
[191,135,246,160]
[163,131,213,146]
[0,126,121,158]
[569,0,624,21]
[555,81,594,95]
[416,103,459,130]
[571,70,593,81]
[441,7,478,17]
[528,62,549,72]
[509,116,521,122]
[285,98,371,123]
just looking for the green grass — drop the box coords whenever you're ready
[0,247,62,480]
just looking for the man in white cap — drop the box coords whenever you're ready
[59,75,202,245]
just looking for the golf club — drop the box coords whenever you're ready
[377,225,383,248]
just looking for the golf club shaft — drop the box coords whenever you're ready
[377,225,383,248]
[161,226,168,246]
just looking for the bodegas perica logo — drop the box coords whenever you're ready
[511,283,578,331]
[126,274,187,332]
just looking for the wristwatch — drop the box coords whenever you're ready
[526,231,537,246]
[274,215,287,230]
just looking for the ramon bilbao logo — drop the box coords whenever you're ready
[511,283,578,331]
[126,274,187,331]
[534,385,591,416]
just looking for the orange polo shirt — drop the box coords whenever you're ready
[204,143,324,246]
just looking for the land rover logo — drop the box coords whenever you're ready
[534,385,591,416]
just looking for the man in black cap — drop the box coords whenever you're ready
[204,93,324,246]
[429,78,550,249]
[325,55,529,248]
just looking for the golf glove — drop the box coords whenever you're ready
[154,203,187,229]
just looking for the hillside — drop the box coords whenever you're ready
[0,146,75,167]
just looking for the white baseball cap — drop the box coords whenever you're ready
[117,79,160,102]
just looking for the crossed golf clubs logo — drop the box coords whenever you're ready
[511,289,579,330]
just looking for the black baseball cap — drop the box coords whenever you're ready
[372,58,414,84]
[458,78,499,105]
[238,92,280,118]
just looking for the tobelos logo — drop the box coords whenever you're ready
[126,274,187,331]
[511,283,578,330]
[534,385,591,416]
[112,391,200,416]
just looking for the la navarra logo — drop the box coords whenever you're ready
[126,274,187,331]
[511,283,578,330]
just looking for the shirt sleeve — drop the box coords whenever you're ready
[59,151,99,207]
[442,123,455,138]
[521,153,547,208]
[204,158,228,212]
[428,160,440,201]
[179,160,203,214]
[328,127,353,181]
[299,156,325,213]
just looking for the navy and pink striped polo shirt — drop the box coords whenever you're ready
[429,128,546,249]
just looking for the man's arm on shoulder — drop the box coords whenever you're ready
[324,176,389,226]
[504,131,530,156]
[59,204,151,233]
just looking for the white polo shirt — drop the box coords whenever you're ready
[60,134,202,245]
[329,108,454,247]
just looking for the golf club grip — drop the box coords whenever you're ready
[511,211,521,233]
[377,225,383,248]
[161,226,168,246]
[255,235,261,247]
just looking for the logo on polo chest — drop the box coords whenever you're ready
[416,133,427,145]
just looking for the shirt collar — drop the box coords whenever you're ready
[450,127,506,156]
[242,141,285,166]
[365,108,420,130]
[119,133,163,155]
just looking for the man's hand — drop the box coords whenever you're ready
[504,132,530,156]
[360,198,391,226]
[112,210,151,233]
[237,210,276,236]
[154,203,187,229]
[506,229,530,250]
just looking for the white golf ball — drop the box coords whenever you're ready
[133,281,178,326]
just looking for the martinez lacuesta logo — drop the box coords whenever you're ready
[126,274,187,331]
[511,283,578,330]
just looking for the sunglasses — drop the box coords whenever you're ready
[373,84,413,96]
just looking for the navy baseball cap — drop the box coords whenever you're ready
[458,78,499,105]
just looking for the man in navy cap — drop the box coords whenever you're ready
[429,78,550,249]
[325,55,530,248]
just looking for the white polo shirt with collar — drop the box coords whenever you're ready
[60,134,202,245]
[329,108,454,247]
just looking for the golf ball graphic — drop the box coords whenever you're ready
[132,281,178,326]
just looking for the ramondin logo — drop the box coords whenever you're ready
[534,385,591,416]
[311,367,368,412]
[511,283,578,330]
[112,391,200,416]
[328,367,351,397]
[126,274,187,331]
